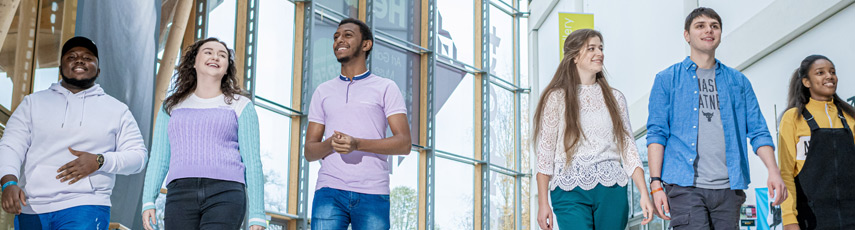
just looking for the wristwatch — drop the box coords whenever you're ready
[650,177,663,184]
[96,154,105,169]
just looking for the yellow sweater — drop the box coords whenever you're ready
[777,98,855,226]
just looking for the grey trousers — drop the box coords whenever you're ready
[665,184,746,230]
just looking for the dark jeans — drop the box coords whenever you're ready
[666,184,746,230]
[164,178,247,230]
[15,205,110,230]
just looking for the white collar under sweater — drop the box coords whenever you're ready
[173,93,251,117]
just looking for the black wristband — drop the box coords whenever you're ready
[650,177,663,184]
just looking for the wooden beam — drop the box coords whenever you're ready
[158,0,178,49]
[59,0,76,45]
[153,0,193,121]
[417,0,429,228]
[0,105,10,124]
[358,0,366,21]
[56,0,77,82]
[10,0,38,112]
[418,0,430,230]
[287,2,306,229]
[473,0,485,229]
[234,0,247,88]
[268,212,295,221]
[0,0,21,48]
[182,0,199,53]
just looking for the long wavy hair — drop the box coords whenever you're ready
[533,29,629,166]
[163,37,242,115]
[783,55,855,120]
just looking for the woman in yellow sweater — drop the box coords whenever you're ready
[778,55,855,230]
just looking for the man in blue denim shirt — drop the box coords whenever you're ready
[646,7,788,230]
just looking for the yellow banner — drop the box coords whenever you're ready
[558,12,594,59]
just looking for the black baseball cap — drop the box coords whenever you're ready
[61,36,98,59]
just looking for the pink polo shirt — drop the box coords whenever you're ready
[307,71,407,195]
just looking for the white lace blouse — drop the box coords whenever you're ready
[536,84,643,191]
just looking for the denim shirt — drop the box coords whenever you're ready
[646,57,774,190]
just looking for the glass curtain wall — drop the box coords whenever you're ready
[189,0,531,229]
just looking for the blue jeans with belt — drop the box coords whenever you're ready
[311,187,391,230]
[15,205,110,230]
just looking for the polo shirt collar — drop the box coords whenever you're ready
[339,70,371,81]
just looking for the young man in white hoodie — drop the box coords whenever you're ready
[0,36,147,229]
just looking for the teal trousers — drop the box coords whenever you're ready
[550,184,629,230]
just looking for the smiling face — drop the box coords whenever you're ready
[684,15,722,55]
[802,59,837,101]
[333,23,370,63]
[193,41,229,78]
[574,36,604,75]
[60,47,99,81]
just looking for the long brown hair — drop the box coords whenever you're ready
[783,55,855,120]
[163,38,243,115]
[533,29,630,165]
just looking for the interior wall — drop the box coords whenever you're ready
[531,0,689,119]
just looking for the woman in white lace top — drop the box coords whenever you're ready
[534,29,654,230]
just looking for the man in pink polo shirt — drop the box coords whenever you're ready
[304,18,412,230]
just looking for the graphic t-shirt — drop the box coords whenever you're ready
[695,67,729,189]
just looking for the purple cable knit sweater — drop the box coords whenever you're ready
[165,107,246,184]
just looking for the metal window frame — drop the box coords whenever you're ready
[221,0,535,229]
[295,2,314,229]
[194,0,207,40]
[478,0,491,228]
[243,0,260,98]
[421,0,437,228]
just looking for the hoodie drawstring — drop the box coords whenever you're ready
[53,83,101,128]
[79,91,86,126]
[61,98,70,128]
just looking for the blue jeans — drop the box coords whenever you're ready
[15,205,110,230]
[311,187,390,230]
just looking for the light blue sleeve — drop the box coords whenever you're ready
[740,73,775,152]
[141,108,171,212]
[238,103,268,228]
[646,70,672,147]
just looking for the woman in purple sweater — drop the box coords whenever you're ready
[141,38,266,230]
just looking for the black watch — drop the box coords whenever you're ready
[650,177,663,184]
[96,154,105,169]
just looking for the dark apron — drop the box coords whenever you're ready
[794,108,855,230]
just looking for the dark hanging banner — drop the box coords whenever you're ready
[75,0,158,229]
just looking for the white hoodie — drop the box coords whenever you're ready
[0,83,147,214]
